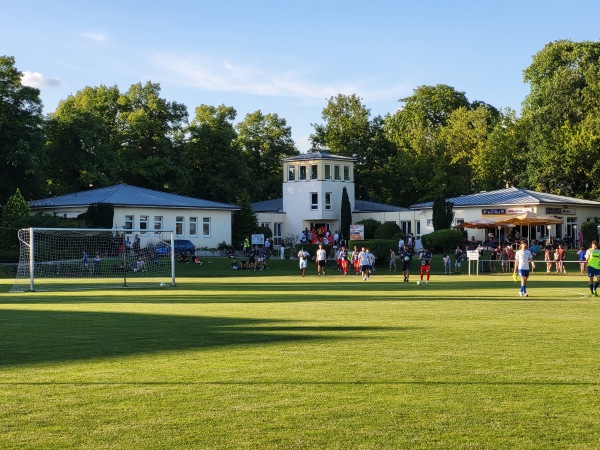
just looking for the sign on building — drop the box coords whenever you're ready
[251,234,265,245]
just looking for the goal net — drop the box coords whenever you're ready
[10,228,176,292]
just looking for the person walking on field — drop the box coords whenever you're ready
[358,247,370,281]
[316,244,327,276]
[514,240,535,298]
[418,247,432,285]
[298,247,310,277]
[585,240,600,296]
[389,249,397,272]
[399,244,413,282]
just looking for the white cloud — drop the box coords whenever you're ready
[81,32,107,42]
[152,54,408,102]
[21,71,61,88]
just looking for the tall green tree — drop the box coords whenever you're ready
[44,85,121,195]
[183,104,247,204]
[116,82,188,191]
[1,188,29,248]
[232,190,257,247]
[0,56,44,203]
[384,84,471,204]
[236,110,298,201]
[522,40,600,198]
[432,194,454,231]
[310,94,396,203]
[340,187,352,242]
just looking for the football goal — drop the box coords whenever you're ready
[10,228,176,292]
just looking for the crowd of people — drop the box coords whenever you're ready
[299,227,345,246]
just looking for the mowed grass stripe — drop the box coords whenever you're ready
[1,266,599,449]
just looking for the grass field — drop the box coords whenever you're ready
[1,256,599,449]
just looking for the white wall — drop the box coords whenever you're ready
[112,207,233,249]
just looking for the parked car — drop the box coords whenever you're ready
[154,239,196,257]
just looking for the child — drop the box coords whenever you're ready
[443,254,451,274]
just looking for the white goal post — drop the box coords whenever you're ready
[10,228,176,292]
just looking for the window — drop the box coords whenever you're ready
[325,164,332,180]
[287,165,295,181]
[310,193,318,210]
[274,222,283,246]
[310,164,318,180]
[400,221,411,234]
[140,215,148,234]
[325,192,332,210]
[189,217,198,237]
[334,165,341,180]
[426,219,433,228]
[203,217,211,237]
[125,215,133,231]
[343,165,350,181]
[175,216,184,236]
[261,222,271,231]
[299,166,307,180]
[153,216,163,234]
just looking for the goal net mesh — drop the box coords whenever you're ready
[10,228,175,292]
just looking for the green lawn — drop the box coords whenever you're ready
[1,256,599,449]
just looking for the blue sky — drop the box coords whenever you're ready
[3,0,600,151]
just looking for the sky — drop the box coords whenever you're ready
[3,0,600,152]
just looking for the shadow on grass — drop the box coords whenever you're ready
[0,309,396,367]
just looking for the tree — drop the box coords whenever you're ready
[384,85,471,205]
[0,56,45,203]
[236,110,298,201]
[522,40,600,198]
[232,190,257,248]
[1,188,30,249]
[84,203,114,228]
[310,94,397,203]
[116,82,188,191]
[432,194,454,231]
[183,104,248,204]
[44,85,121,195]
[340,187,352,242]
[310,94,373,158]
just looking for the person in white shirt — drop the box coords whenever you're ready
[358,247,371,281]
[297,247,310,277]
[514,240,535,297]
[316,244,327,275]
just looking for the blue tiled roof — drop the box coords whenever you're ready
[251,198,284,213]
[281,151,356,163]
[354,199,410,212]
[29,184,239,210]
[410,187,600,209]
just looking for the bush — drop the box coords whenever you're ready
[255,226,272,239]
[356,219,381,240]
[374,222,401,240]
[421,229,463,253]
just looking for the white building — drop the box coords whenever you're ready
[253,152,600,246]
[28,184,239,249]
[252,152,412,246]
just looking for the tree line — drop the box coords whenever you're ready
[2,39,600,209]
